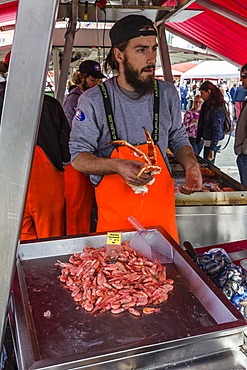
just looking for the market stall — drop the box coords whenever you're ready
[1,1,247,369]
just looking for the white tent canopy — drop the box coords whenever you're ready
[180,61,240,84]
[155,67,182,78]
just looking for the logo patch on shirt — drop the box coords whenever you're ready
[75,109,86,121]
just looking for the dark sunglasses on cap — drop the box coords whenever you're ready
[240,73,247,79]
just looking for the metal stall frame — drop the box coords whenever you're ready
[0,0,181,348]
[0,0,60,349]
[2,1,245,366]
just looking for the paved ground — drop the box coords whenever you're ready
[214,129,240,182]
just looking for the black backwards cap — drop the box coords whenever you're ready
[109,15,157,47]
[79,60,106,79]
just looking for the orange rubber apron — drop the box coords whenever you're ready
[64,164,95,235]
[95,144,179,242]
[21,146,65,240]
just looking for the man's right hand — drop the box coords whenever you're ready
[115,159,154,186]
[72,152,153,185]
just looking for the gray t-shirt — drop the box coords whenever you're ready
[70,77,190,185]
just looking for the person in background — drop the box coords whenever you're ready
[69,14,202,242]
[0,52,71,240]
[186,84,194,110]
[179,81,188,110]
[183,94,204,155]
[196,81,225,165]
[63,60,106,126]
[63,60,106,236]
[230,83,237,101]
[234,64,247,187]
[232,84,247,119]
[220,82,231,111]
[229,83,237,120]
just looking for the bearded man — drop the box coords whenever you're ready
[69,15,202,242]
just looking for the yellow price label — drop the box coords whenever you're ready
[106,232,122,245]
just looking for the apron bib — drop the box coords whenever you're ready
[95,144,179,242]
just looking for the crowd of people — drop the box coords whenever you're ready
[181,78,247,166]
[1,14,247,244]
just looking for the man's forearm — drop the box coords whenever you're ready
[175,145,200,171]
[72,152,118,175]
[72,151,154,186]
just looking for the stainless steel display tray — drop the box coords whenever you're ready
[169,155,247,206]
[11,227,247,369]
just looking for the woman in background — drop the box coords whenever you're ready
[183,94,204,155]
[196,81,225,165]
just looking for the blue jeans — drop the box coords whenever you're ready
[237,153,247,187]
[189,137,204,156]
[180,97,187,110]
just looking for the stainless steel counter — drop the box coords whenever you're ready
[10,228,247,369]
[171,155,247,247]
[176,204,247,247]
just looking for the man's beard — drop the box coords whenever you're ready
[123,57,155,95]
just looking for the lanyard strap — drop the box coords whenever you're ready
[99,82,118,141]
[153,79,159,144]
[99,79,159,144]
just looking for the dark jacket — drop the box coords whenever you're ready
[197,101,225,151]
[0,82,71,171]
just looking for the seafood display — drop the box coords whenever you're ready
[56,241,173,316]
[14,229,247,369]
[174,167,234,193]
[200,167,216,177]
[167,153,245,197]
[194,252,232,282]
[194,252,247,318]
[108,127,162,194]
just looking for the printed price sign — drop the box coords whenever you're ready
[106,232,122,246]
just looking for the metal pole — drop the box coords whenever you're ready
[53,47,60,97]
[56,0,79,104]
[157,22,173,84]
[0,0,59,347]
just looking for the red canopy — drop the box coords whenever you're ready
[0,0,246,67]
[171,62,197,73]
[165,0,247,67]
[0,1,18,28]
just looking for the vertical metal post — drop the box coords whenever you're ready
[157,22,174,84]
[0,0,59,347]
[56,0,79,104]
[53,47,60,97]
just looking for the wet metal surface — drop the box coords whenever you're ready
[19,256,216,361]
[12,230,247,369]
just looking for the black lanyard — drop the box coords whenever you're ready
[99,79,160,144]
